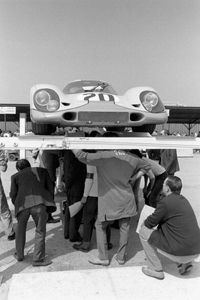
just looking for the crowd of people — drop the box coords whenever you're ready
[0,129,20,137]
[0,139,200,280]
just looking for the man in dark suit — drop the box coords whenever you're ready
[10,159,56,266]
[32,149,61,223]
[139,175,200,279]
[63,150,86,242]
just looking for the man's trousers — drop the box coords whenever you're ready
[64,195,83,241]
[0,178,14,237]
[16,204,47,262]
[139,225,199,271]
[95,217,130,261]
[82,196,111,245]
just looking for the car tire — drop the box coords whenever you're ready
[8,154,17,161]
[32,123,57,135]
[132,124,156,134]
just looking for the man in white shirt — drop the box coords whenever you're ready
[73,162,112,252]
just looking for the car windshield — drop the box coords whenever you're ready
[63,80,117,95]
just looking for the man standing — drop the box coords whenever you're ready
[139,175,200,279]
[32,149,60,223]
[73,163,112,252]
[72,149,152,266]
[63,150,86,242]
[10,159,56,266]
[0,151,15,241]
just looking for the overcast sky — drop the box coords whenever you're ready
[0,0,200,106]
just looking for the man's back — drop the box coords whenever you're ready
[73,150,152,221]
[146,193,200,256]
[10,167,55,216]
[63,150,86,197]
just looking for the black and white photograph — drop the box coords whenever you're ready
[0,1,200,299]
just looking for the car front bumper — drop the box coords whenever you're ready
[31,103,168,127]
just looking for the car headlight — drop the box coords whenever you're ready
[47,100,60,111]
[35,91,50,106]
[140,91,165,113]
[33,89,60,112]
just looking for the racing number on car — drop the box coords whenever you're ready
[83,93,115,102]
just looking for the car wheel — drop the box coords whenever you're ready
[132,124,156,134]
[32,123,57,135]
[8,154,16,161]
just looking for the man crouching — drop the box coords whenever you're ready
[139,175,200,279]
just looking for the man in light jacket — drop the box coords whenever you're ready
[72,149,153,266]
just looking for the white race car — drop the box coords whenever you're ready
[30,80,168,135]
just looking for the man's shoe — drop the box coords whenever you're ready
[73,243,90,252]
[47,218,60,223]
[13,253,23,262]
[70,234,82,243]
[32,259,52,267]
[8,232,15,241]
[178,262,193,275]
[142,266,164,280]
[114,254,125,265]
[88,258,109,266]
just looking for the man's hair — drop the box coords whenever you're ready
[128,149,143,158]
[16,159,31,171]
[165,175,182,194]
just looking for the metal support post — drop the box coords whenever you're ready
[19,113,26,158]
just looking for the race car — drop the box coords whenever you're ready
[30,80,168,135]
[7,150,19,161]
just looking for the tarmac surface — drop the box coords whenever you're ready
[0,151,200,299]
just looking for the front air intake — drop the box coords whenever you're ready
[130,113,143,121]
[63,112,77,121]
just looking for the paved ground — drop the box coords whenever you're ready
[0,152,200,299]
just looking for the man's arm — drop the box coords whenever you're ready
[44,169,54,197]
[63,150,74,190]
[144,200,167,228]
[81,165,95,204]
[114,151,152,174]
[72,149,119,165]
[129,170,145,186]
[144,169,155,197]
[9,175,18,205]
[72,150,152,176]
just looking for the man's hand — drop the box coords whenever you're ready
[81,196,87,205]
[72,149,80,155]
[143,187,151,198]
